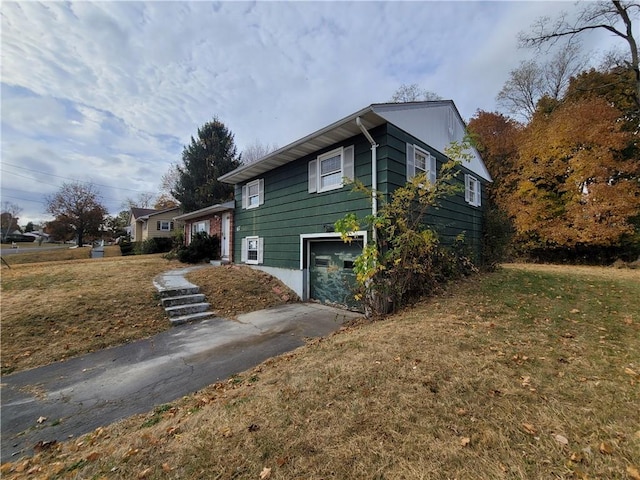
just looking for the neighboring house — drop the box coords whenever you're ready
[129,206,183,242]
[173,201,235,263]
[219,100,492,307]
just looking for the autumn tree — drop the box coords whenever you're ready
[564,66,639,130]
[172,118,241,212]
[519,0,639,109]
[45,182,107,246]
[468,110,522,202]
[508,96,639,259]
[390,83,442,102]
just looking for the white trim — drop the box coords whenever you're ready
[465,174,481,207]
[413,145,436,185]
[299,231,368,270]
[244,235,262,264]
[245,179,262,209]
[317,147,344,193]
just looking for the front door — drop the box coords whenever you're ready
[221,212,230,261]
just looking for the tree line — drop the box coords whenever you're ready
[469,0,639,263]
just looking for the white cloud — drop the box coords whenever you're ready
[0,0,627,223]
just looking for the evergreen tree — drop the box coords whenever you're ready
[172,117,241,212]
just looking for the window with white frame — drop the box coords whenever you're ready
[157,220,172,231]
[242,179,264,209]
[241,236,263,264]
[192,221,208,235]
[308,145,354,194]
[406,144,436,185]
[465,174,481,207]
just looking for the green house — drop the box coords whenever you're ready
[219,101,492,307]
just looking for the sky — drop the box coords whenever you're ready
[0,1,621,225]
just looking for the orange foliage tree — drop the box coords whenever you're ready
[509,96,639,254]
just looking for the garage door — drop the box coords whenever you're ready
[309,240,361,309]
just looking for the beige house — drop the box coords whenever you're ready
[129,206,183,242]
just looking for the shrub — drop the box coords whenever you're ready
[140,237,174,255]
[176,233,220,264]
[335,139,478,317]
[119,238,135,256]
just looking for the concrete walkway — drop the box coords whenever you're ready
[1,267,361,462]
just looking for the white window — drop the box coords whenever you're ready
[157,220,172,231]
[192,221,209,235]
[465,174,481,207]
[241,236,263,265]
[242,179,264,209]
[406,144,436,185]
[308,145,354,193]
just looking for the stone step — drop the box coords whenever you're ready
[161,293,206,308]
[165,302,211,318]
[157,286,200,299]
[169,311,217,326]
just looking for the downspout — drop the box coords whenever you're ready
[355,117,378,243]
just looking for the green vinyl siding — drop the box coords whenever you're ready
[233,122,486,267]
[234,134,375,269]
[383,123,485,261]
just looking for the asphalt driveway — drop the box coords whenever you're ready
[1,303,361,462]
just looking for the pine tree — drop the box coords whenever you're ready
[172,118,241,212]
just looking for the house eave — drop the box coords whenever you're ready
[173,201,234,221]
[219,106,386,185]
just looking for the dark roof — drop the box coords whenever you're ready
[130,208,158,219]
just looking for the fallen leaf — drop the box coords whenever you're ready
[162,463,172,472]
[86,451,100,461]
[599,441,613,454]
[259,467,272,479]
[570,309,580,314]
[138,467,153,479]
[460,437,471,447]
[522,423,537,435]
[624,367,638,376]
[627,465,640,480]
[456,408,468,416]
[219,426,233,438]
[276,457,288,467]
[570,452,584,463]
[554,434,569,446]
[248,424,260,432]
[37,416,47,424]
[521,376,531,387]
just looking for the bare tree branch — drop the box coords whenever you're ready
[519,1,639,108]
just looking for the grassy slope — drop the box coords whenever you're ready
[2,264,638,479]
[1,254,298,374]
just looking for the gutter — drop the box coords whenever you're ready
[355,116,378,243]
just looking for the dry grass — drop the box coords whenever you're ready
[1,256,298,374]
[1,245,122,266]
[186,265,299,318]
[2,264,638,479]
[1,253,175,374]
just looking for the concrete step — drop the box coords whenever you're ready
[161,293,206,308]
[165,302,211,318]
[169,311,217,326]
[157,286,200,299]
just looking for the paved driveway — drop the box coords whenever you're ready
[1,303,361,462]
